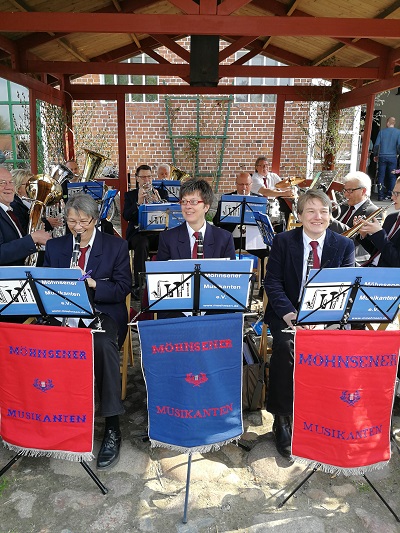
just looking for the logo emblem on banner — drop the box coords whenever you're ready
[33,378,54,393]
[185,373,208,387]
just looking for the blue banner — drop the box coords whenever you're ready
[138,314,243,451]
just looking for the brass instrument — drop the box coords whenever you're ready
[142,182,163,204]
[24,174,63,266]
[341,205,391,238]
[170,165,191,181]
[81,149,109,182]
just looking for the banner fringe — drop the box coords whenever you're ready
[149,436,239,454]
[291,455,390,476]
[2,440,94,462]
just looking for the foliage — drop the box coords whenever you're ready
[0,476,9,496]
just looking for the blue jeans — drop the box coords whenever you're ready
[376,155,398,198]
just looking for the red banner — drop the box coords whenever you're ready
[0,323,94,460]
[293,330,400,474]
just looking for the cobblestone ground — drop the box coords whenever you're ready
[1,322,399,533]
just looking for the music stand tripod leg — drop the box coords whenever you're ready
[277,464,319,508]
[363,474,400,522]
[80,460,109,495]
[182,452,193,524]
[0,451,23,478]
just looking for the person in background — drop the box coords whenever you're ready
[373,117,400,200]
[157,164,171,180]
[264,189,355,459]
[123,164,168,300]
[358,176,400,267]
[10,169,34,233]
[44,193,131,469]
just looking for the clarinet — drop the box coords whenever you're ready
[62,234,82,327]
[70,233,82,267]
[197,232,204,259]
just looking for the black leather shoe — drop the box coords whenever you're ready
[272,415,292,458]
[97,429,121,469]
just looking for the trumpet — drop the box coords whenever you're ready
[142,182,163,204]
[341,204,392,238]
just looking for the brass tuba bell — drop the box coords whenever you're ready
[81,149,109,182]
[170,165,191,181]
[24,174,63,266]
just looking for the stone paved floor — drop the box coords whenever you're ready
[1,319,400,532]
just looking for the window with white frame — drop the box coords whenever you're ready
[234,52,293,103]
[102,54,159,103]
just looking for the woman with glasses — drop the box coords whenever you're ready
[156,178,236,261]
[44,193,131,470]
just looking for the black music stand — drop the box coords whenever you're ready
[0,267,108,495]
[278,268,400,521]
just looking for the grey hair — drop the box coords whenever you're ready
[158,163,170,173]
[11,169,34,190]
[297,188,332,215]
[65,193,99,220]
[343,171,371,197]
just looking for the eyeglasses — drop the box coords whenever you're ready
[138,175,152,179]
[66,217,94,227]
[342,187,363,194]
[0,180,15,187]
[179,199,205,206]
[392,191,400,198]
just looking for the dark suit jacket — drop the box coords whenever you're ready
[43,231,131,345]
[0,206,37,266]
[338,198,379,263]
[123,187,169,241]
[156,222,236,261]
[264,227,355,324]
[10,195,29,234]
[361,212,400,267]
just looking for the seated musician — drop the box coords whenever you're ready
[44,193,131,470]
[123,164,168,300]
[334,171,379,264]
[157,178,236,262]
[357,177,400,267]
[250,156,295,225]
[157,163,171,180]
[264,189,355,458]
[213,171,269,287]
[0,166,50,267]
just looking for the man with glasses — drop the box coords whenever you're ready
[0,166,51,266]
[123,164,168,299]
[358,177,400,267]
[336,171,379,264]
[157,178,235,261]
[44,193,131,470]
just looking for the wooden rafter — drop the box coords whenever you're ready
[217,0,254,15]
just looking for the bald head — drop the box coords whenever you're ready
[387,117,396,127]
[236,172,252,195]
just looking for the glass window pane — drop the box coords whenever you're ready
[0,133,12,153]
[264,95,276,103]
[131,94,143,102]
[145,75,157,86]
[146,94,157,102]
[131,75,142,85]
[131,55,142,63]
[235,94,247,103]
[279,78,291,86]
[0,105,10,129]
[145,54,157,64]
[104,74,114,85]
[117,75,128,85]
[252,77,263,85]
[265,78,277,86]
[0,78,8,101]
[9,82,28,102]
[12,105,29,129]
[236,77,249,87]
[250,94,262,103]
[252,55,264,66]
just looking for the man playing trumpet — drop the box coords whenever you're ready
[357,177,400,267]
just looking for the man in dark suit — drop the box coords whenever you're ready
[157,178,236,261]
[0,166,51,267]
[44,193,131,470]
[123,164,168,299]
[264,189,355,458]
[336,171,379,264]
[358,177,400,267]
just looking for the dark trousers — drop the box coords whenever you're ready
[377,155,398,197]
[128,232,161,286]
[266,316,294,416]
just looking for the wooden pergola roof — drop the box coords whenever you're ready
[0,0,398,108]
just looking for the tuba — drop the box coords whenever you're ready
[25,174,63,266]
[170,165,191,181]
[81,149,109,182]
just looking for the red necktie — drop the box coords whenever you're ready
[310,241,320,268]
[341,205,355,225]
[78,245,90,270]
[7,209,24,234]
[192,232,199,259]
